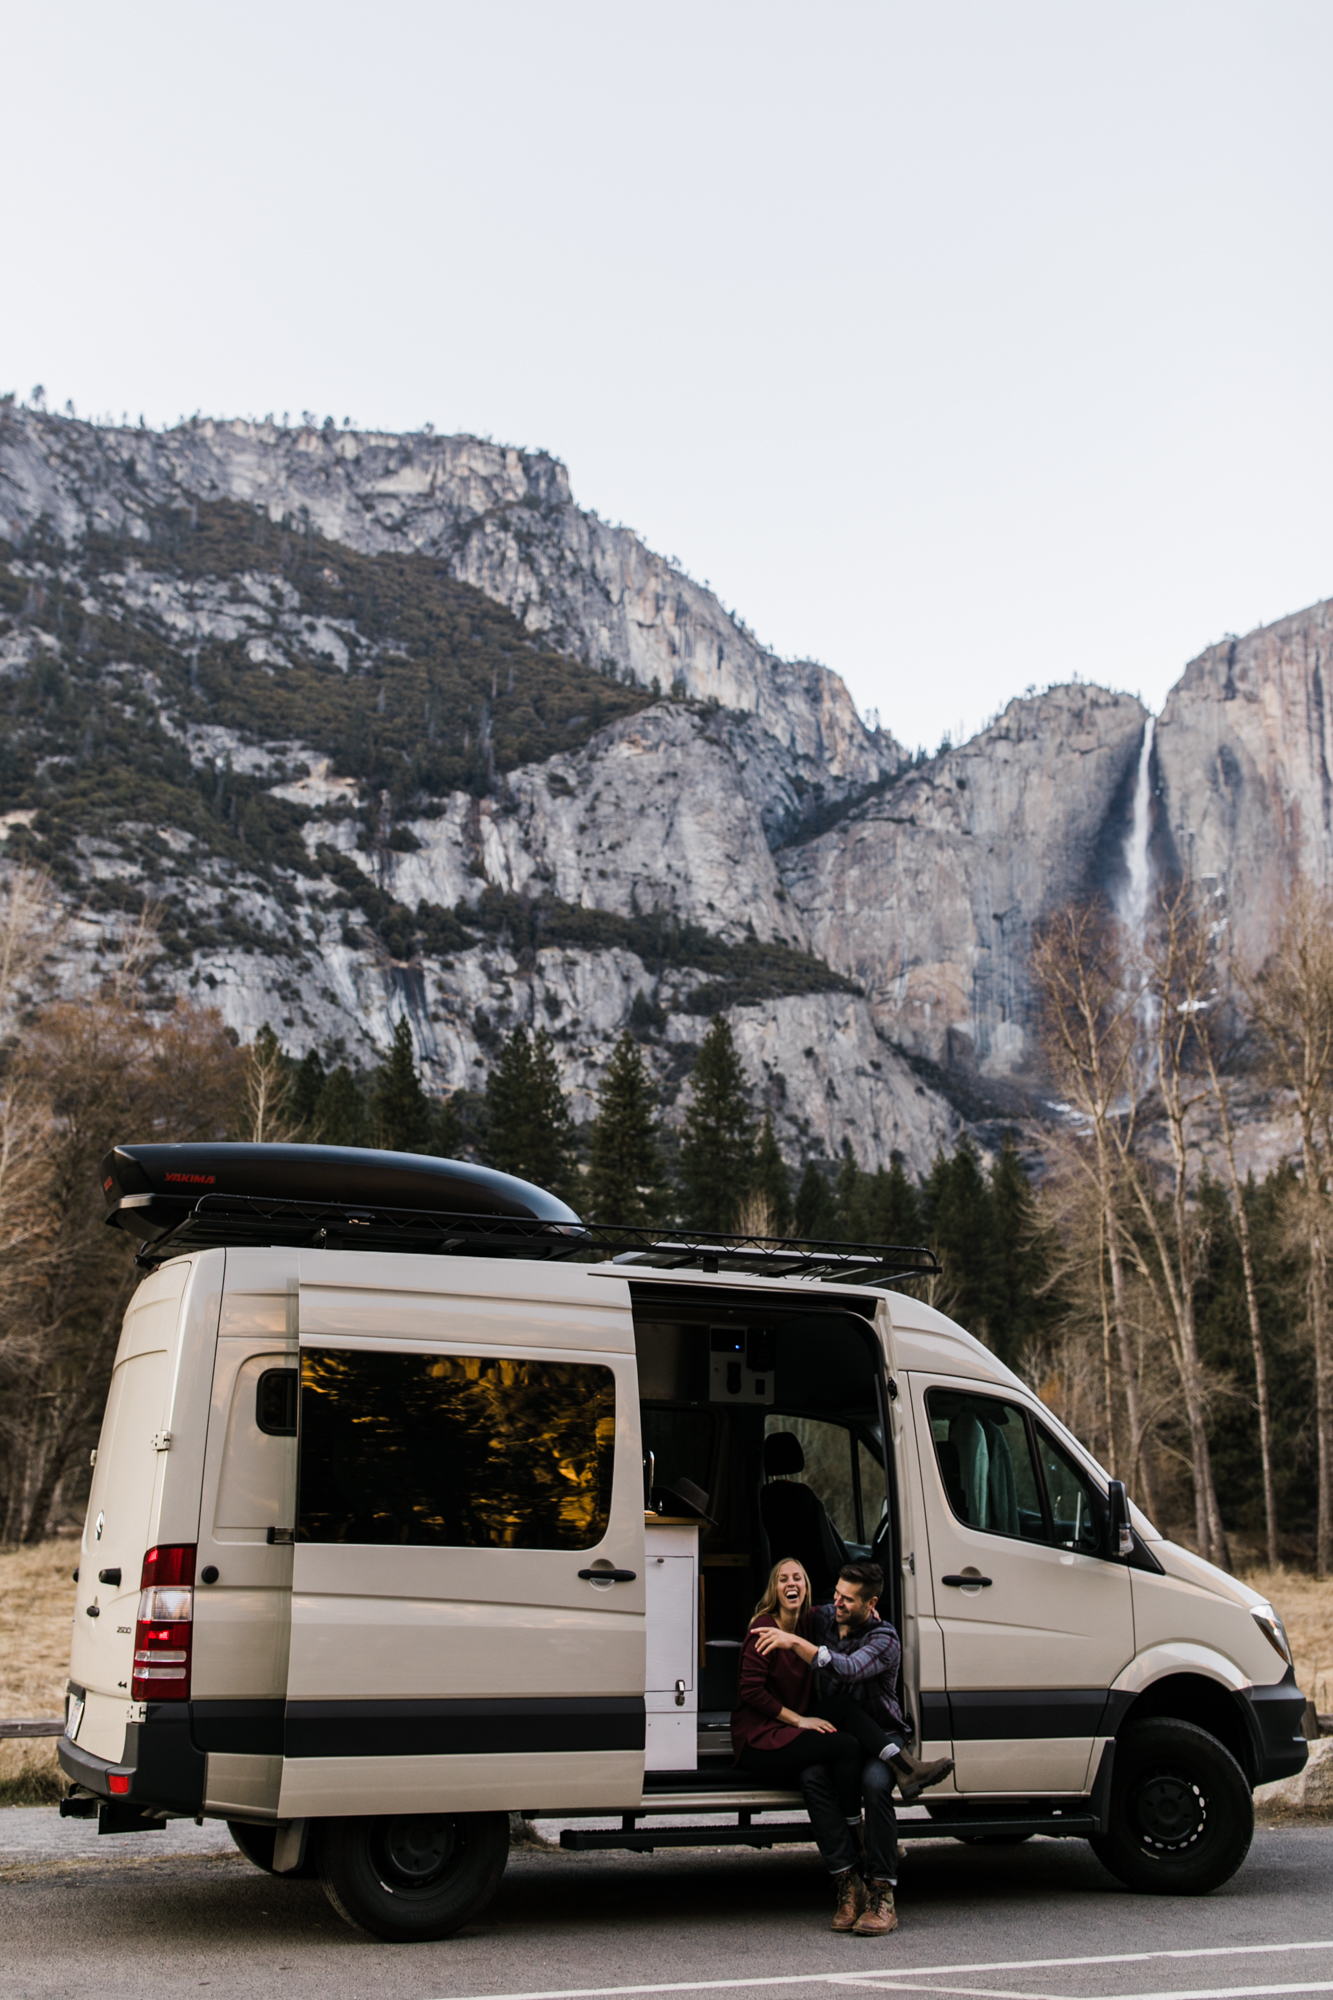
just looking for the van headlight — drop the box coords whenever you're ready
[1252,1604,1293,1668]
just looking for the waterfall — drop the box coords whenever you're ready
[1116,716,1156,941]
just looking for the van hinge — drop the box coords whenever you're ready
[88,1448,97,1468]
[151,1432,172,1452]
[903,1552,915,1575]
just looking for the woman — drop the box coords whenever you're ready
[731,1557,871,1932]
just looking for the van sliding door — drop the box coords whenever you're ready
[279,1256,646,1820]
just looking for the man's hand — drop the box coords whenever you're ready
[754,1626,802,1656]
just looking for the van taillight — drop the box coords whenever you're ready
[132,1544,195,1702]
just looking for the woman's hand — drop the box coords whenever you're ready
[794,1714,836,1733]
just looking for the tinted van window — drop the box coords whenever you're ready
[299,1348,616,1549]
[926,1389,1046,1541]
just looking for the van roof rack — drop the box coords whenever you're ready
[100,1141,939,1286]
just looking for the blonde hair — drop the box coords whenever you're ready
[750,1556,812,1628]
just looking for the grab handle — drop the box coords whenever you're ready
[578,1568,637,1583]
[941,1573,992,1587]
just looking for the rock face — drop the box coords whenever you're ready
[782,686,1149,1072]
[4,401,1329,1179]
[1154,600,1333,969]
[0,406,899,839]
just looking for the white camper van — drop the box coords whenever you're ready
[59,1144,1308,1942]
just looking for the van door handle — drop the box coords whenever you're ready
[941,1574,992,1587]
[577,1568,637,1583]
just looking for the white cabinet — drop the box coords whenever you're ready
[644,1518,698,1771]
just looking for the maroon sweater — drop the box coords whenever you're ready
[731,1613,814,1755]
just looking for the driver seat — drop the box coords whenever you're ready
[758,1430,848,1604]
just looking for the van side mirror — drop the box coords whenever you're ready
[1108,1479,1134,1558]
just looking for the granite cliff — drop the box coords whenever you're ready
[0,400,1326,1178]
[1154,598,1333,970]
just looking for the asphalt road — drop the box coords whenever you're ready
[2,1810,1332,2000]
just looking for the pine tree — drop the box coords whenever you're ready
[988,1131,1053,1366]
[372,1017,432,1153]
[314,1064,368,1146]
[432,1093,464,1161]
[794,1159,835,1239]
[868,1152,925,1246]
[751,1113,793,1234]
[482,1024,578,1200]
[586,1031,666,1224]
[290,1048,326,1133]
[922,1142,999,1341]
[677,1016,756,1231]
[833,1139,864,1237]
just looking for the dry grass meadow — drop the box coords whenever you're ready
[0,1540,78,1804]
[3,1544,1332,1810]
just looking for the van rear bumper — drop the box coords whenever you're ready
[1240,1667,1309,1785]
[58,1707,206,1818]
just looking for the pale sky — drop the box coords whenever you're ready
[4,1,1331,754]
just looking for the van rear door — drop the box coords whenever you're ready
[279,1253,646,1821]
[69,1261,191,1764]
[192,1258,300,1819]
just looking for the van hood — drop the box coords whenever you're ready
[1151,1539,1269,1612]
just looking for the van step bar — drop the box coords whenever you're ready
[559,1812,1102,1853]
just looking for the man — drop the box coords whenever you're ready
[754,1560,953,1936]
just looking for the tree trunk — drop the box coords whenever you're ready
[1098,1208,1118,1476]
[1105,1199,1159,1519]
[1297,1119,1333,1576]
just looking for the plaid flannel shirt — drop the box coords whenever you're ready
[809,1604,905,1732]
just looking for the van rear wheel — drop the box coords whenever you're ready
[1089,1719,1253,1895]
[316,1811,510,1941]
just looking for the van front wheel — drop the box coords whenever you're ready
[316,1811,510,1941]
[1089,1719,1253,1895]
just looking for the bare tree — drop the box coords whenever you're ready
[1190,909,1280,1568]
[1031,899,1159,1516]
[0,998,246,1542]
[243,1023,296,1144]
[1244,881,1333,1574]
[1115,883,1229,1567]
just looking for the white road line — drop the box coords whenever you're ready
[429,1939,1333,2000]
[837,1948,1333,1985]
[848,1985,1333,2000]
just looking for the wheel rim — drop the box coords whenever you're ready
[1132,1767,1208,1852]
[370,1815,463,1895]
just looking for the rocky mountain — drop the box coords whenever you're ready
[0,400,1324,1179]
[1154,597,1333,970]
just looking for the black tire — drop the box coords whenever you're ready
[226,1820,316,1879]
[1089,1719,1253,1895]
[315,1812,510,1942]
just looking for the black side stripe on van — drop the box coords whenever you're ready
[946,1689,1123,1739]
[284,1696,646,1759]
[191,1701,285,1757]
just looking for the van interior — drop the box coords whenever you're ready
[630,1285,896,1768]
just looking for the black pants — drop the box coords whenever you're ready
[738,1731,863,1875]
[810,1693,903,1884]
[816,1690,908,1761]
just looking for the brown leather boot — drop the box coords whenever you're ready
[888,1748,955,1803]
[831,1867,866,1932]
[853,1879,899,1936]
